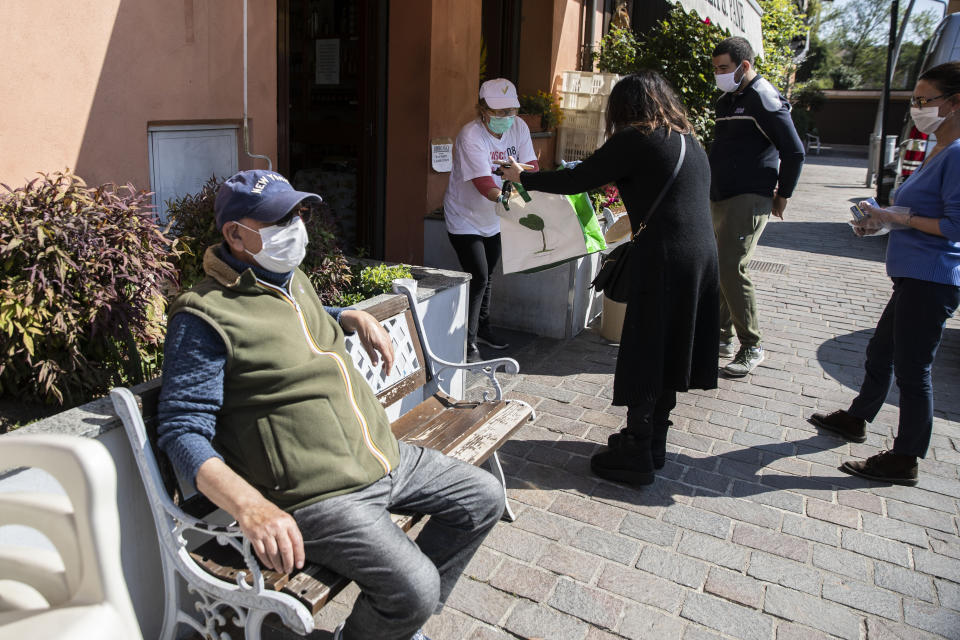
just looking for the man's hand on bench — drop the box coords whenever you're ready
[341,309,395,375]
[196,457,306,574]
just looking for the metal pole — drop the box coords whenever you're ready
[877,0,898,201]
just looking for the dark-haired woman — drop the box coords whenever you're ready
[503,71,719,486]
[811,61,960,486]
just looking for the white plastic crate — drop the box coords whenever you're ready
[555,126,607,164]
[561,109,605,131]
[561,71,620,95]
[559,92,607,112]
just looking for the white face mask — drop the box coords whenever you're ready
[910,105,946,135]
[715,63,743,93]
[236,217,309,273]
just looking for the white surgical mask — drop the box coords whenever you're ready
[910,105,946,135]
[237,217,309,273]
[715,63,743,93]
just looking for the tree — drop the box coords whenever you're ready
[518,214,549,253]
[755,0,810,92]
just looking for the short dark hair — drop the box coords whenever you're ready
[605,70,693,136]
[713,37,754,66]
[919,61,960,100]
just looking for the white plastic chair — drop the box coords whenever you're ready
[0,434,142,640]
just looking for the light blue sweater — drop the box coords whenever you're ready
[888,139,960,286]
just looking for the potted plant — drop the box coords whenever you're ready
[519,90,564,133]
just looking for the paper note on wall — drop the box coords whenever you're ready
[431,138,453,173]
[315,39,340,85]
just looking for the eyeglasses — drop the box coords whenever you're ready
[910,93,952,108]
[275,208,312,227]
[489,108,519,117]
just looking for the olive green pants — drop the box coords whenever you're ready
[711,193,773,348]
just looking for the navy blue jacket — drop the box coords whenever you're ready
[709,75,805,201]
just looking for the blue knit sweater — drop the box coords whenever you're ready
[157,245,346,485]
[888,139,960,286]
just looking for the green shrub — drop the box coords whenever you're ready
[519,90,564,130]
[164,177,356,304]
[334,263,413,307]
[0,171,179,405]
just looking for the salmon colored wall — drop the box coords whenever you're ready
[517,0,603,96]
[1,0,276,190]
[384,0,482,264]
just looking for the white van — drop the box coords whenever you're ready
[895,12,960,187]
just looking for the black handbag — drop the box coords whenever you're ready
[591,133,687,303]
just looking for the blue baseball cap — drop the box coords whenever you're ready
[214,170,321,230]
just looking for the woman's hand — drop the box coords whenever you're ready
[859,201,902,226]
[500,156,524,183]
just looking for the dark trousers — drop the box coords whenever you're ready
[626,389,678,438]
[848,277,960,457]
[448,232,502,345]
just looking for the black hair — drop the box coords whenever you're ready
[713,37,754,66]
[605,70,693,136]
[919,61,960,100]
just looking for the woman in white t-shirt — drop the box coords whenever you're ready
[443,78,538,362]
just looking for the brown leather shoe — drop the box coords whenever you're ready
[809,410,867,443]
[841,450,918,486]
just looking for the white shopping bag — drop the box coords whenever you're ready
[496,188,605,274]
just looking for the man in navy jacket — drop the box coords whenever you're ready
[709,36,805,377]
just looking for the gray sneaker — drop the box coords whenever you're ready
[723,345,764,377]
[719,340,737,357]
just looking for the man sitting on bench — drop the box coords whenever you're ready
[157,170,504,640]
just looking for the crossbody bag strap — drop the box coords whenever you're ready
[631,132,687,240]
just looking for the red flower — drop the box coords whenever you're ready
[704,17,711,24]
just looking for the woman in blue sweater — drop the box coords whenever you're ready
[811,61,960,485]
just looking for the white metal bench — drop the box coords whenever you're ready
[109,282,534,639]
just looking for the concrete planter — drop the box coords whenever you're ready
[0,265,468,639]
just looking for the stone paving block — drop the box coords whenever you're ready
[885,499,957,534]
[759,470,834,502]
[822,575,902,619]
[514,460,597,497]
[468,626,515,640]
[619,513,678,547]
[422,608,478,640]
[682,625,727,640]
[710,442,762,464]
[805,498,861,529]
[537,397,587,420]
[466,546,504,582]
[680,592,773,640]
[526,443,572,468]
[572,526,640,565]
[681,467,734,495]
[703,566,764,609]
[548,577,623,630]
[483,522,549,562]
[667,430,714,453]
[811,544,873,582]
[935,578,960,612]
[730,480,805,513]
[930,531,960,561]
[708,411,749,429]
[873,561,935,602]
[732,524,810,562]
[635,544,708,589]
[677,531,748,572]
[589,481,669,519]
[580,409,622,429]
[537,542,602,583]
[763,584,862,640]
[747,551,822,595]
[837,490,884,514]
[915,473,960,500]
[873,483,957,513]
[573,393,609,411]
[864,617,942,640]
[688,419,736,441]
[446,577,515,626]
[692,494,783,530]
[861,513,929,548]
[488,558,558,602]
[549,492,627,532]
[903,600,960,637]
[913,548,960,582]
[535,413,591,437]
[661,504,732,539]
[781,513,840,546]
[716,388,767,409]
[597,561,685,614]
[618,602,686,640]
[732,431,796,457]
[775,621,832,640]
[512,506,575,543]
[513,380,579,403]
[841,530,911,568]
[504,601,589,640]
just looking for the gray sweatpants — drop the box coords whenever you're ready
[293,442,504,640]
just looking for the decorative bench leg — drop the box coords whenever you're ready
[485,452,517,522]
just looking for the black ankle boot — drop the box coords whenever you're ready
[591,433,655,486]
[650,420,672,470]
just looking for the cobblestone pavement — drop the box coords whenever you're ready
[317,153,960,639]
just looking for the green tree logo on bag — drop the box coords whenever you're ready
[518,214,553,254]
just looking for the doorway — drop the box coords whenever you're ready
[278,0,388,257]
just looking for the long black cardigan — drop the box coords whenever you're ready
[520,126,719,405]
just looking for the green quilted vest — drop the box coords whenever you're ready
[168,247,400,512]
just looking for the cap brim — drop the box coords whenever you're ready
[484,95,520,109]
[248,190,322,224]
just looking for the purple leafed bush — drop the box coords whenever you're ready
[0,171,180,406]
